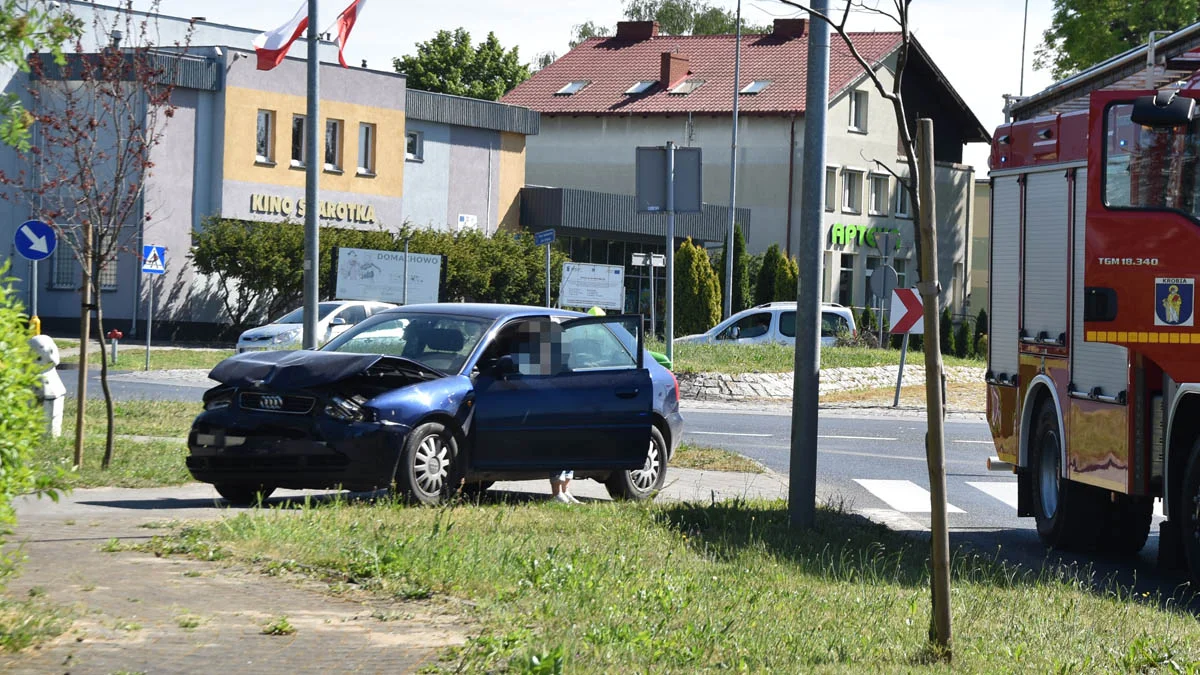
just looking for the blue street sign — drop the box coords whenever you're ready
[142,245,166,274]
[14,220,56,261]
[534,229,556,246]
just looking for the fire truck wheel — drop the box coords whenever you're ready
[1101,494,1153,555]
[1182,444,1200,583]
[1031,404,1101,550]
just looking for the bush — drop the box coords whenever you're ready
[714,224,751,314]
[754,244,784,306]
[674,238,721,337]
[974,307,988,356]
[939,306,953,356]
[954,320,970,358]
[977,333,989,359]
[0,263,50,581]
[858,306,878,334]
[773,253,798,302]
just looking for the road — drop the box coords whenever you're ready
[57,369,1194,604]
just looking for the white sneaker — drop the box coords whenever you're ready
[554,493,573,504]
[564,492,583,504]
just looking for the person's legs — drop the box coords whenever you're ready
[550,470,578,503]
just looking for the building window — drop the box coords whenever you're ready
[406,131,423,162]
[824,167,837,212]
[869,174,889,216]
[357,122,376,175]
[895,180,912,218]
[554,80,590,96]
[255,110,274,164]
[290,114,307,167]
[842,170,863,214]
[99,255,117,291]
[838,254,855,306]
[324,119,343,172]
[668,79,705,95]
[849,89,868,132]
[894,258,908,289]
[625,80,656,95]
[740,80,771,95]
[51,242,75,289]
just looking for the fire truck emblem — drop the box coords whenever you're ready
[1155,277,1194,327]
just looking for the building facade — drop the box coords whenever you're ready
[503,19,990,314]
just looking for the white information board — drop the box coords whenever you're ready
[335,247,442,305]
[560,262,625,310]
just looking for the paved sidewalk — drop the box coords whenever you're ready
[2,468,788,674]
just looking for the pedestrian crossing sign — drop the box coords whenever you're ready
[142,245,166,274]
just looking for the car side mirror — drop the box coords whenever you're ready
[330,317,347,326]
[729,326,740,339]
[1131,91,1195,127]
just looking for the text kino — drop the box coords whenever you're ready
[250,194,377,224]
[829,223,901,250]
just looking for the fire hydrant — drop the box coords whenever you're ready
[28,335,66,438]
[107,328,123,365]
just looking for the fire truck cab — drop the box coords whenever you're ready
[988,86,1200,583]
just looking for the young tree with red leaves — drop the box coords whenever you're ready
[0,1,193,469]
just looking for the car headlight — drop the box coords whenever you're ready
[272,328,302,344]
[205,394,232,410]
[324,394,368,421]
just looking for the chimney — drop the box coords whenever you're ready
[616,21,659,41]
[772,18,807,39]
[660,51,689,89]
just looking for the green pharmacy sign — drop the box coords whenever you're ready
[829,223,902,250]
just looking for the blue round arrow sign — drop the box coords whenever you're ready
[14,220,56,261]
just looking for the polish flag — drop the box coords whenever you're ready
[335,0,367,68]
[253,1,309,71]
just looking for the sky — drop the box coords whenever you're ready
[142,0,1060,172]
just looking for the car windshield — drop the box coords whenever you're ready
[323,312,493,373]
[274,303,343,324]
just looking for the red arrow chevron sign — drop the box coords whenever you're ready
[890,288,925,334]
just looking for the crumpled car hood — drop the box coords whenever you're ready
[208,350,444,390]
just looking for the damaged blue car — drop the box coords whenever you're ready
[187,303,683,505]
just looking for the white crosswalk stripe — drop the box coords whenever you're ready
[966,481,1019,510]
[853,479,964,513]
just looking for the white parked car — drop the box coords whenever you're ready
[674,302,857,348]
[236,301,396,353]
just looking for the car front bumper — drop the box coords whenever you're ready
[186,408,411,492]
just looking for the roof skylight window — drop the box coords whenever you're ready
[625,80,657,95]
[740,80,771,95]
[668,79,705,95]
[554,80,591,96]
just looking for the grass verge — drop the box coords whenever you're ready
[656,342,984,374]
[670,443,764,473]
[146,499,1200,673]
[0,595,71,652]
[823,381,986,413]
[60,348,233,371]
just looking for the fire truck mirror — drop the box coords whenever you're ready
[1084,287,1118,322]
[1130,91,1195,127]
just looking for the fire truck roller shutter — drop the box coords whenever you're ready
[990,176,1021,380]
[1070,167,1128,399]
[1022,171,1070,345]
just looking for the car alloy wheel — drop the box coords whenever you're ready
[629,439,662,492]
[414,433,450,496]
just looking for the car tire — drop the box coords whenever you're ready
[397,422,458,506]
[1031,404,1102,551]
[1181,442,1200,584]
[605,426,667,501]
[214,483,275,506]
[1100,493,1153,556]
[458,480,494,497]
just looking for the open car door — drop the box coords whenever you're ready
[471,314,653,471]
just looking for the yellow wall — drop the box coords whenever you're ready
[224,86,404,198]
[498,132,526,232]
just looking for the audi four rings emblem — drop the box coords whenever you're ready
[260,395,283,410]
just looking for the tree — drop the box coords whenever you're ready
[754,244,784,306]
[1035,1,1198,79]
[0,2,193,470]
[394,28,530,101]
[715,224,750,314]
[776,0,951,654]
[674,238,720,337]
[572,0,767,45]
[973,307,988,356]
[940,306,953,356]
[0,0,81,150]
[773,252,798,303]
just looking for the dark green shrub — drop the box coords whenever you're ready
[754,244,784,306]
[674,238,721,337]
[974,307,988,355]
[773,253,798,302]
[714,224,751,313]
[939,306,953,355]
[954,320,970,358]
[858,306,878,334]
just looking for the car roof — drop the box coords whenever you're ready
[375,303,588,321]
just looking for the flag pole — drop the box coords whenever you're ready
[302,0,321,349]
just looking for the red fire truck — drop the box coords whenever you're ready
[988,87,1200,582]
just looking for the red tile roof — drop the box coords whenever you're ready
[502,30,902,116]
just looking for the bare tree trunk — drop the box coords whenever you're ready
[97,295,115,470]
[73,221,93,469]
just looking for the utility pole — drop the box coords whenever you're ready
[917,118,952,652]
[790,0,829,529]
[723,0,743,319]
[301,0,321,349]
[664,140,677,364]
